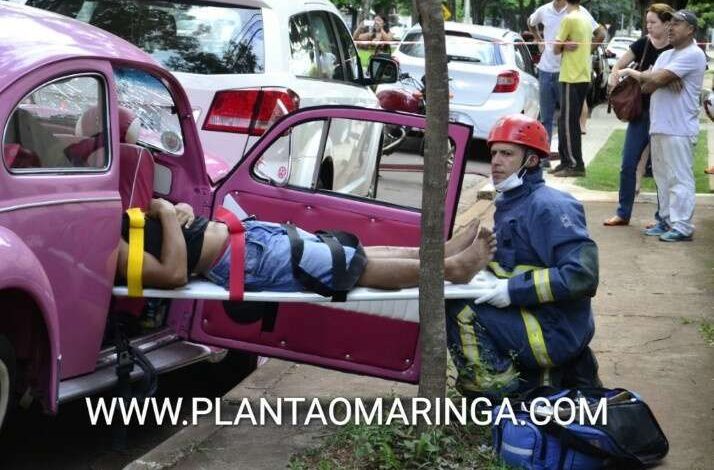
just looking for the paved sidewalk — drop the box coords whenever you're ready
[126,107,714,470]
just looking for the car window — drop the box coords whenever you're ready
[3,75,109,172]
[26,0,265,75]
[400,32,499,65]
[514,43,536,76]
[288,12,345,81]
[289,14,320,78]
[330,13,361,82]
[307,11,344,81]
[114,68,184,155]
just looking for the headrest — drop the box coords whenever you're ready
[76,106,141,144]
[119,145,155,212]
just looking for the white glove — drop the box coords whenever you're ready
[471,270,499,285]
[472,278,511,308]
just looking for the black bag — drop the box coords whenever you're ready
[493,387,669,469]
[284,224,367,302]
[609,40,649,122]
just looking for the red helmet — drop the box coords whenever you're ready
[487,114,550,158]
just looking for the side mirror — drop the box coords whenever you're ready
[366,57,399,85]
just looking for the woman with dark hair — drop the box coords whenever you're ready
[603,3,675,227]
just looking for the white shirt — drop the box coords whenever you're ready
[650,41,707,137]
[528,2,598,73]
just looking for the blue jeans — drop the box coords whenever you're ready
[617,112,657,221]
[204,221,356,292]
[538,70,560,144]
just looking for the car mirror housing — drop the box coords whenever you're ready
[363,57,399,86]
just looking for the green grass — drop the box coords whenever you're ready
[575,130,711,193]
[699,321,714,347]
[288,419,511,470]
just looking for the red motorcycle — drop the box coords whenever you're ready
[376,73,426,155]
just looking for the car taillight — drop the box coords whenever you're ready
[493,70,520,93]
[203,87,300,136]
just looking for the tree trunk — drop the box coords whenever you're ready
[471,0,490,25]
[414,0,449,434]
[357,0,372,27]
[412,0,420,26]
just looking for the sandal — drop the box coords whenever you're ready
[603,216,629,226]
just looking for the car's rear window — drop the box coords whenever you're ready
[399,32,500,65]
[26,0,265,75]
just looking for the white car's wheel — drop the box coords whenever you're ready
[0,335,15,432]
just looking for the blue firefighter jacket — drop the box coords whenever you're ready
[484,167,599,369]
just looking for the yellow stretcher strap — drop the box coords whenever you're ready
[126,208,145,297]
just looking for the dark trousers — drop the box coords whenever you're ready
[557,82,589,169]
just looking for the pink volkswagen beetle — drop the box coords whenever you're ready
[0,3,473,433]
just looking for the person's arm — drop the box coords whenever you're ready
[608,49,635,91]
[553,18,570,55]
[620,67,680,94]
[527,9,544,52]
[505,200,599,307]
[116,198,188,288]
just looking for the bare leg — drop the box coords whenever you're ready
[357,228,495,289]
[580,101,588,134]
[365,245,420,259]
[445,227,495,284]
[366,219,481,260]
[445,219,481,257]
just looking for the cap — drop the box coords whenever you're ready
[672,10,698,29]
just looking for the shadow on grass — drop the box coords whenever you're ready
[576,130,710,193]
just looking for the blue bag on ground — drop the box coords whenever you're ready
[491,388,669,469]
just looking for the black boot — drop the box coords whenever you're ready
[561,346,602,388]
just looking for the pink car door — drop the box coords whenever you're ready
[190,107,471,383]
[0,61,121,379]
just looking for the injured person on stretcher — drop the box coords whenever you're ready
[115,198,496,294]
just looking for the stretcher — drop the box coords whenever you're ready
[115,195,486,307]
[112,276,486,303]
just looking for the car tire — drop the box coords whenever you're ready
[0,335,16,433]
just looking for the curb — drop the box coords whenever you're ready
[123,413,223,470]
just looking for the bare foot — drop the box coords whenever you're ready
[445,230,495,284]
[445,219,480,257]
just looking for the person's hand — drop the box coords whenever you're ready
[149,198,176,218]
[618,67,634,79]
[563,42,578,52]
[472,277,511,308]
[667,78,683,93]
[174,202,195,228]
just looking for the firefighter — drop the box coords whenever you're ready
[446,114,601,398]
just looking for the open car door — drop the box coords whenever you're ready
[189,106,472,383]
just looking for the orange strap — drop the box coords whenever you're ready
[215,207,245,301]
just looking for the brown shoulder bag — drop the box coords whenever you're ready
[609,40,649,122]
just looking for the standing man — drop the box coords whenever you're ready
[528,0,604,163]
[619,10,706,241]
[551,0,599,177]
[446,115,600,398]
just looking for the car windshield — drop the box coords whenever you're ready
[26,0,265,75]
[400,32,499,65]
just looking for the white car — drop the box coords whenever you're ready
[25,0,395,195]
[605,36,637,67]
[388,22,540,143]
